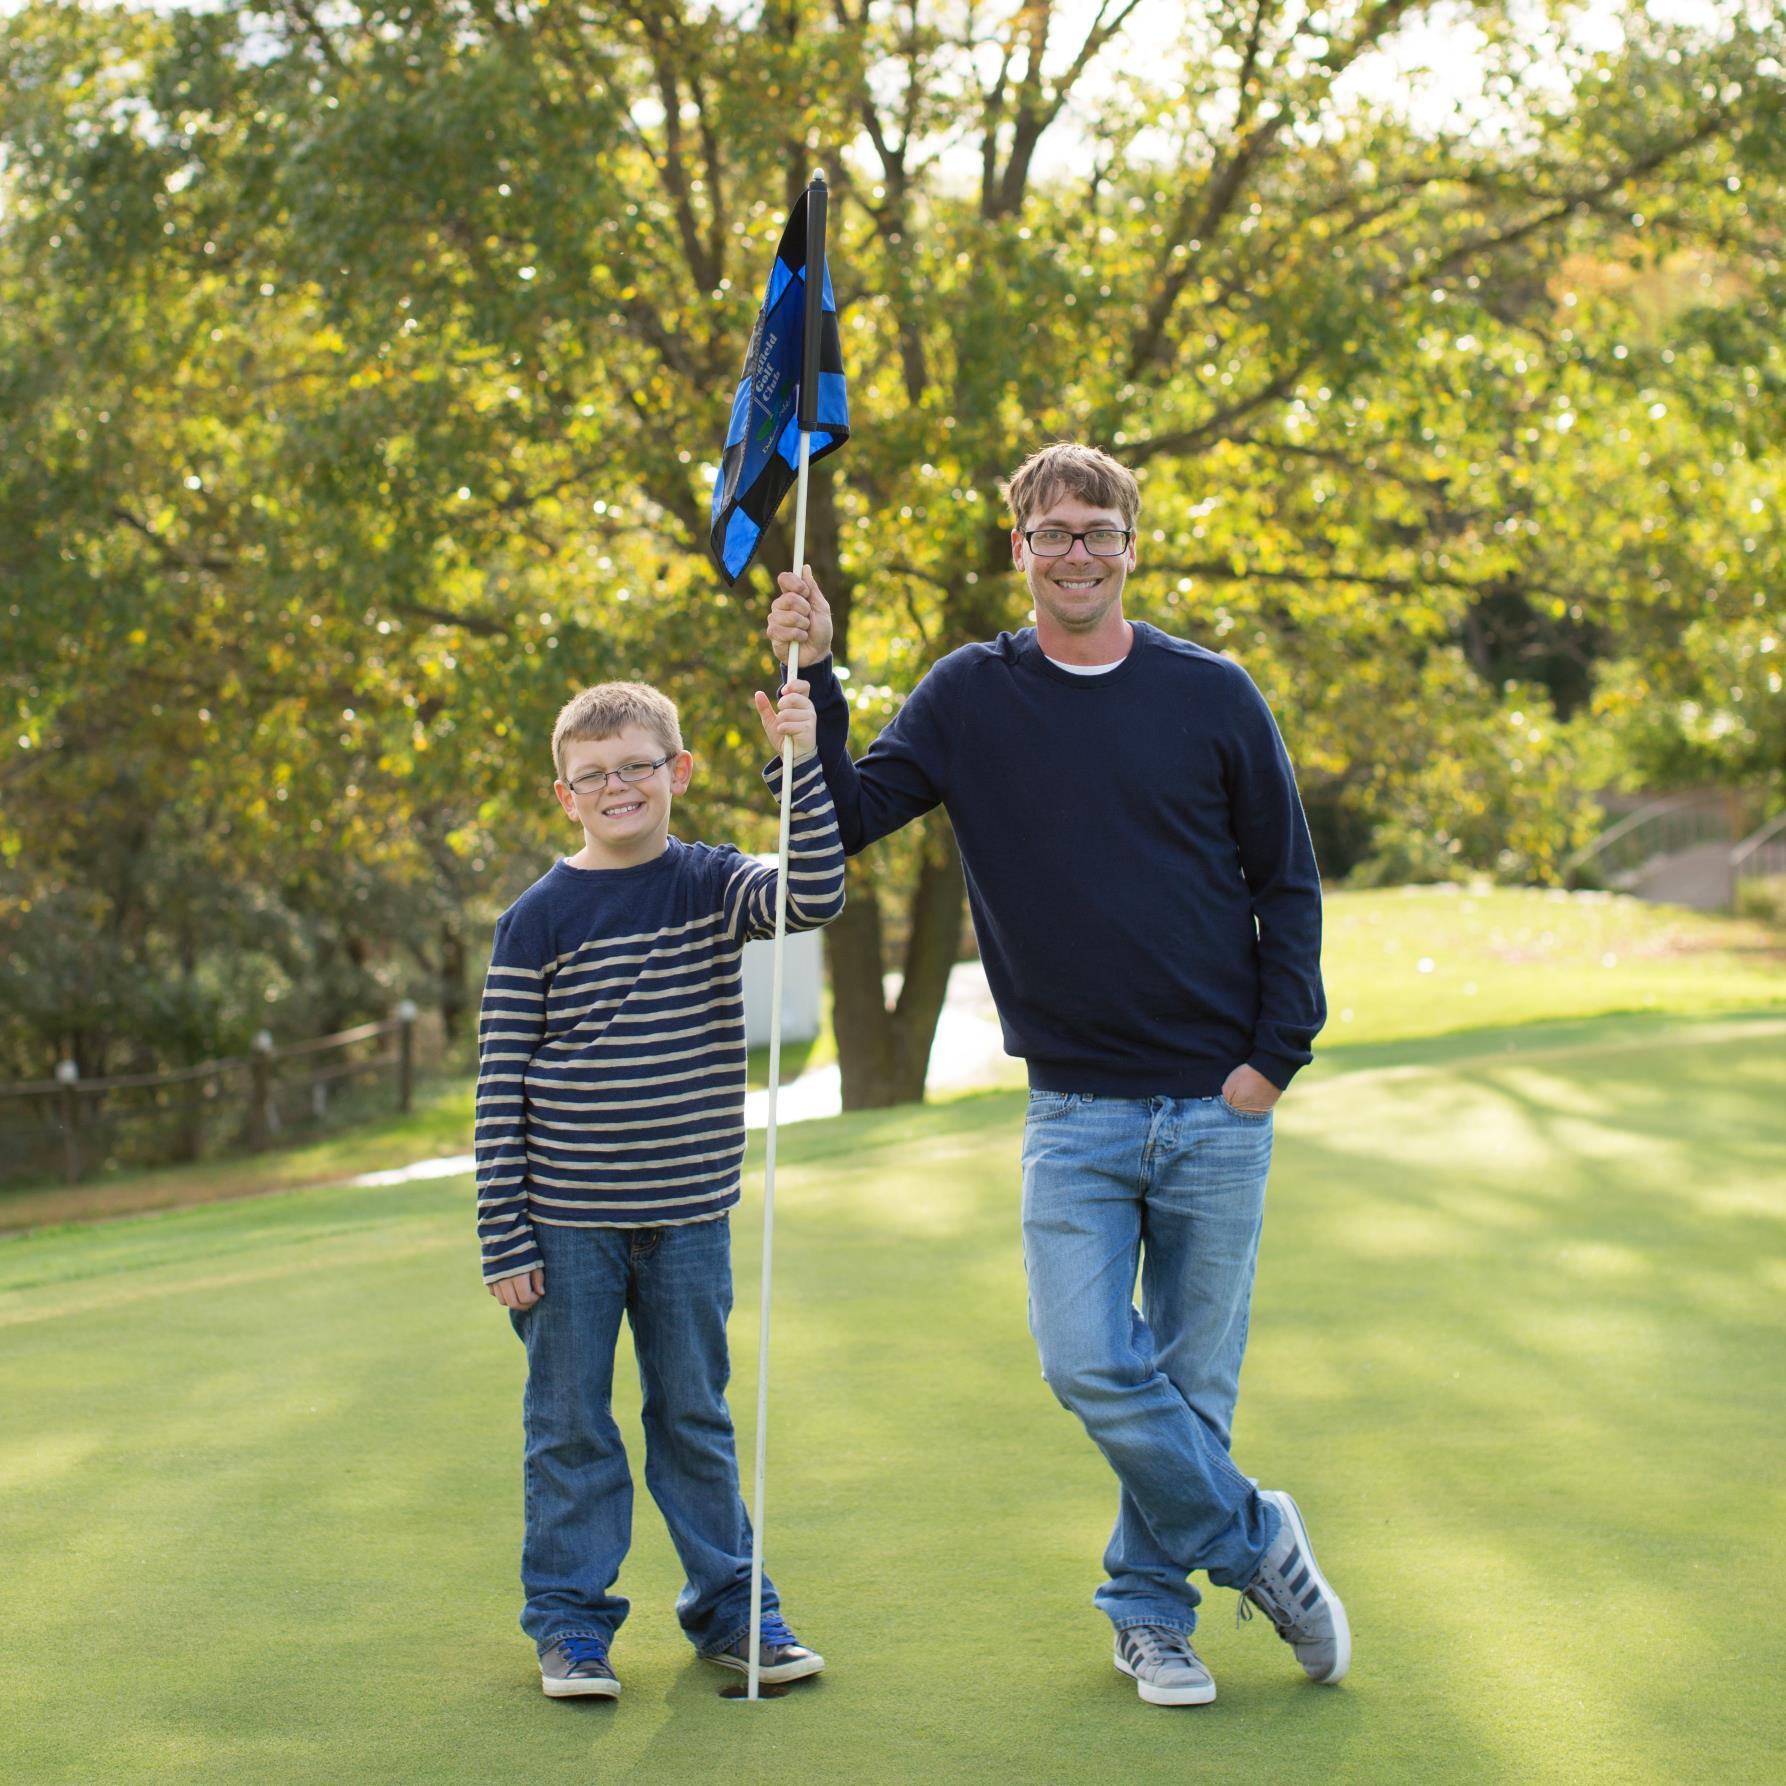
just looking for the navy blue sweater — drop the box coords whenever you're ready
[800,623,1324,1095]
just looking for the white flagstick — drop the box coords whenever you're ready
[746,423,813,1701]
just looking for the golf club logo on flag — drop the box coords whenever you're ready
[709,178,849,584]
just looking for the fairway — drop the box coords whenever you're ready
[3,1013,1782,1785]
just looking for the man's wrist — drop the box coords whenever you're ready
[1243,1052,1299,1092]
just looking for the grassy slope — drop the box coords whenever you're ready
[1321,886,1786,1045]
[3,1013,1782,1784]
[0,1076,478,1233]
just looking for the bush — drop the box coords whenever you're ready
[1342,680,1605,890]
[1735,875,1786,930]
[1343,822,1472,889]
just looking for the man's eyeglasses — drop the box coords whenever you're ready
[566,754,673,796]
[1023,527,1133,558]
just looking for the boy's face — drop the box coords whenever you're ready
[555,724,693,866]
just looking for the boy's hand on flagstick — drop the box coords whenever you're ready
[488,1269,544,1310]
[769,566,833,662]
[754,680,817,761]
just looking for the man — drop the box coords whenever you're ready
[765,442,1347,1706]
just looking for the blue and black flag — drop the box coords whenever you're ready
[709,178,849,584]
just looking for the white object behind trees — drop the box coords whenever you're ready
[741,856,823,1045]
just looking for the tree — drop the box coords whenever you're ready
[3,0,1782,1106]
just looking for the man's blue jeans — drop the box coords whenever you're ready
[508,1215,775,1655]
[1021,1091,1281,1634]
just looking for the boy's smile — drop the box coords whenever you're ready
[555,724,694,870]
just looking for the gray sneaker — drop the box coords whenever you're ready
[1241,1488,1351,1683]
[1113,1625,1217,1706]
[700,1612,824,1684]
[539,1636,621,1699]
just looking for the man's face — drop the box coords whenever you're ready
[555,724,692,857]
[1011,490,1136,639]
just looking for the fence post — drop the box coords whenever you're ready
[55,1058,81,1185]
[396,1001,418,1114]
[247,1029,275,1150]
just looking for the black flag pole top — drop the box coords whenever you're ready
[797,174,827,433]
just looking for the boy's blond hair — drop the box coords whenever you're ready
[1003,442,1142,532]
[552,682,683,780]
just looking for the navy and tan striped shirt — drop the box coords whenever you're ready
[474,755,845,1282]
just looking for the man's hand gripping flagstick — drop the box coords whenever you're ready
[707,170,847,1701]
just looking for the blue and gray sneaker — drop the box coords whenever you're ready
[1113,1625,1217,1706]
[539,1635,621,1699]
[1240,1488,1351,1683]
[700,1612,824,1684]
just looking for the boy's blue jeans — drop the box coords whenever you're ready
[1021,1091,1282,1634]
[508,1214,776,1655]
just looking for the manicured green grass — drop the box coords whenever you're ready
[3,1012,1782,1784]
[1322,885,1786,1045]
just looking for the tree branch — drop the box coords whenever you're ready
[385,599,512,638]
[644,31,720,293]
[111,507,233,574]
[1124,351,1322,464]
[280,0,344,73]
[1134,560,1577,604]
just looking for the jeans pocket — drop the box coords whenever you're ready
[1026,1090,1082,1123]
[1217,1094,1273,1121]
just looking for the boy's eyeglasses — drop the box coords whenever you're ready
[1023,527,1133,557]
[566,755,673,796]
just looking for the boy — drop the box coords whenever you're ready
[474,675,843,1699]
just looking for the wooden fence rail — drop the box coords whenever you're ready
[0,1005,422,1188]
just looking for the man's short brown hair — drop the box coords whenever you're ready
[551,682,683,780]
[1003,442,1141,532]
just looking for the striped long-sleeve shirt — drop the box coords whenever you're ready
[474,754,845,1282]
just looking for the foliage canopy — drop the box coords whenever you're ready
[2,0,1781,1106]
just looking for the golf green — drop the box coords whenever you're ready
[2,1012,1781,1784]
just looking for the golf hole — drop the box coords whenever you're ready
[719,1681,790,1699]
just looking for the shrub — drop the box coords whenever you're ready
[1735,875,1786,930]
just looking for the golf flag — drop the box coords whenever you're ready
[709,179,849,584]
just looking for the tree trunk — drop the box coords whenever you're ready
[826,862,901,1107]
[320,933,369,1035]
[438,915,468,1045]
[177,1073,205,1163]
[890,828,966,1089]
[176,926,204,1161]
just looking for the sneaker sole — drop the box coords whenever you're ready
[1113,1651,1217,1706]
[541,1674,621,1699]
[701,1651,825,1685]
[1260,1489,1351,1684]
